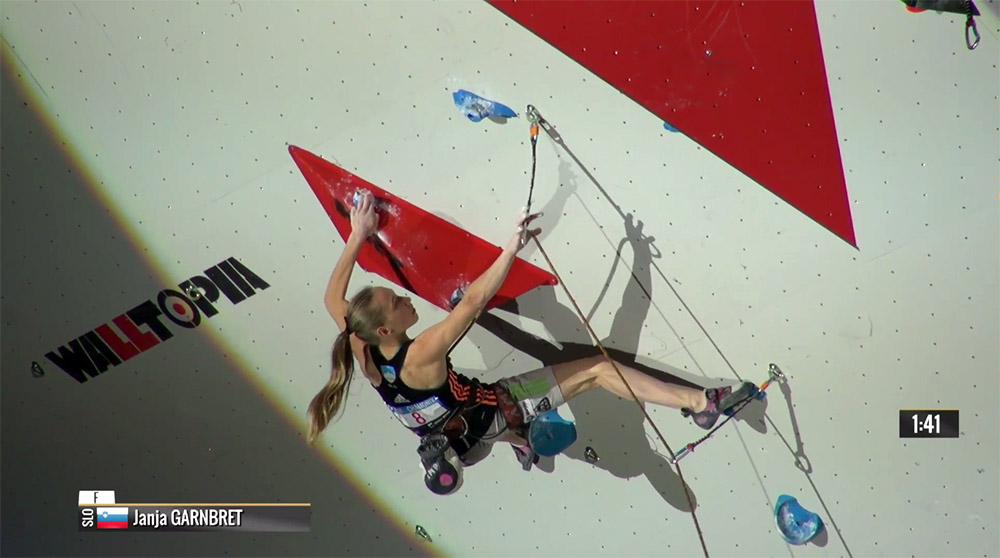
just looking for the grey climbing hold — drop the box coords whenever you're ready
[449,286,467,309]
[184,284,203,301]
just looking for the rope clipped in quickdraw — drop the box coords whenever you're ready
[432,106,543,447]
[444,111,540,370]
[525,105,541,216]
[446,105,543,354]
[521,104,710,558]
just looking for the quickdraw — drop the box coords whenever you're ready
[901,0,980,50]
[965,0,980,50]
[525,105,541,215]
[670,363,786,465]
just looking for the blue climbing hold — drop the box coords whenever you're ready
[775,494,823,545]
[663,122,679,132]
[527,409,577,457]
[452,89,517,122]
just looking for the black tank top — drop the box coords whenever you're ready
[369,340,498,456]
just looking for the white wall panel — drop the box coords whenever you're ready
[2,1,997,557]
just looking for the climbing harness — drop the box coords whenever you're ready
[670,364,786,464]
[414,371,510,496]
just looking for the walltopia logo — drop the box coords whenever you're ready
[45,257,270,383]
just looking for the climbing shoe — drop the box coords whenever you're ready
[511,444,539,471]
[688,381,757,430]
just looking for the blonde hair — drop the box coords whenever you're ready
[307,287,386,444]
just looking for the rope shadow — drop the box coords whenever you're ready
[493,110,851,556]
[465,212,733,513]
[548,121,851,556]
[530,110,746,387]
[760,377,852,556]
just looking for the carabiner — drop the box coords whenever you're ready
[525,104,541,125]
[965,15,980,50]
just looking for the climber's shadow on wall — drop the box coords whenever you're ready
[775,376,812,475]
[468,212,710,512]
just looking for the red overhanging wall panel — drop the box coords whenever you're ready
[489,0,856,247]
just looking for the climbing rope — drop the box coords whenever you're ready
[523,105,710,558]
[670,364,784,465]
[529,236,710,557]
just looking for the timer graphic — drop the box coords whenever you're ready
[899,410,959,438]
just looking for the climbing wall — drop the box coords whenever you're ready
[489,0,857,246]
[2,1,997,557]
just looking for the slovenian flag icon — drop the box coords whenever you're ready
[96,507,128,529]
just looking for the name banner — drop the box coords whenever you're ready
[79,504,310,532]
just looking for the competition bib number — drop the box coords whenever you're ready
[389,396,450,429]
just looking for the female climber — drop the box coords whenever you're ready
[306,190,754,476]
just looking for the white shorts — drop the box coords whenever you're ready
[497,365,566,423]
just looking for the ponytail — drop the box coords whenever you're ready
[307,328,356,444]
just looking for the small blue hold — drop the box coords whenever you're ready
[528,409,577,457]
[663,122,679,132]
[452,89,518,122]
[775,495,823,545]
[448,286,467,309]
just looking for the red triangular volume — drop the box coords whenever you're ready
[289,145,558,311]
[489,0,856,247]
